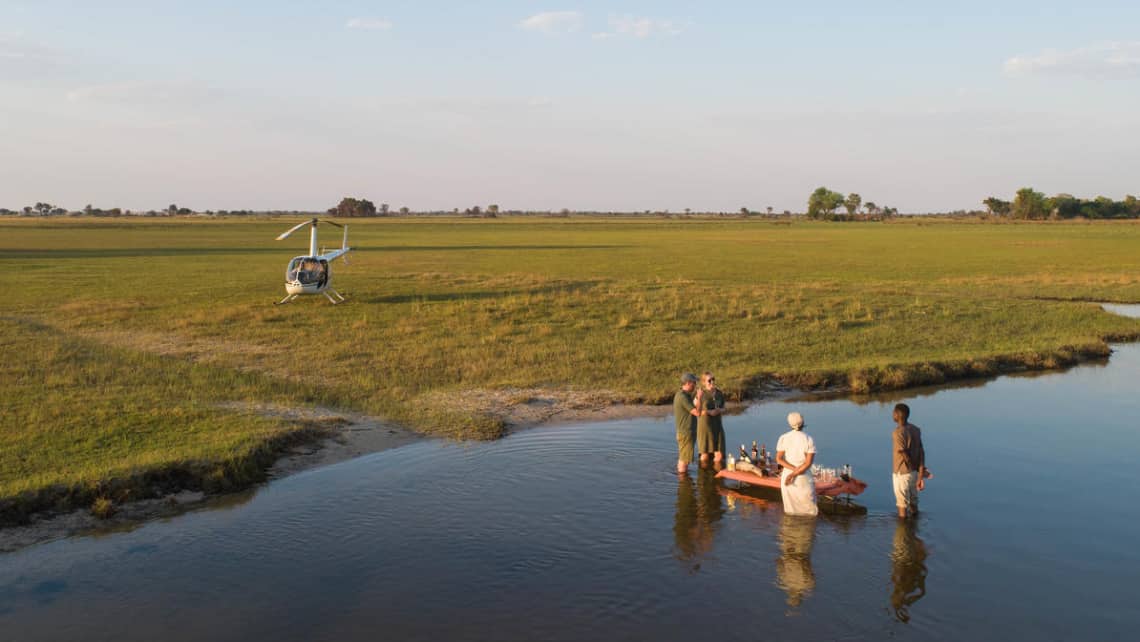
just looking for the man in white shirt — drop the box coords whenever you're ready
[776,412,818,516]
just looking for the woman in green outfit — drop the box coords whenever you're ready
[695,371,726,465]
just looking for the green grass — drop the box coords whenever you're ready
[2,216,1139,517]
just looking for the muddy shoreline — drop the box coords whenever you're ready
[0,399,676,553]
[3,330,1136,553]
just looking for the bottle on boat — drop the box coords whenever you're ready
[739,444,750,464]
[727,454,736,471]
[751,441,759,462]
[759,443,768,465]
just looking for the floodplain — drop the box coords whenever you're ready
[2,216,1139,518]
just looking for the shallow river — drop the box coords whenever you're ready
[3,308,1139,641]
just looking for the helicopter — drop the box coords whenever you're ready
[274,218,352,305]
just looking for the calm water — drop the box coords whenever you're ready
[3,311,1139,641]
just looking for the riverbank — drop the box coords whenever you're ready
[0,395,671,551]
[3,326,1133,549]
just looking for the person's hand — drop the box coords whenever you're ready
[917,477,926,491]
[784,472,796,486]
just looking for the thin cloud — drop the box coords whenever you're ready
[66,81,224,106]
[594,15,684,40]
[1004,41,1140,77]
[345,17,393,31]
[517,11,582,34]
[0,34,60,62]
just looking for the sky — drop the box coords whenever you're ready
[2,0,1139,213]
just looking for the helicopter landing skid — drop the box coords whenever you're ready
[275,294,299,305]
[323,289,346,304]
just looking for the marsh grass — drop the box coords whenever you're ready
[2,216,1140,517]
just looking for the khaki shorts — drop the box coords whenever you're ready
[893,472,918,510]
[677,431,695,463]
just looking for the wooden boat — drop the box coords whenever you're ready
[715,468,867,497]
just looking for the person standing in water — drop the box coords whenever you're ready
[673,373,701,474]
[695,372,726,466]
[776,412,818,516]
[891,403,929,519]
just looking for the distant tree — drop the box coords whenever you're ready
[399,206,410,215]
[843,193,862,216]
[23,206,33,216]
[807,187,845,219]
[1046,193,1081,219]
[766,206,773,215]
[328,197,377,217]
[1011,187,1047,220]
[864,201,878,215]
[488,204,500,215]
[1093,195,1121,218]
[1124,195,1140,217]
[740,207,750,216]
[34,202,55,216]
[379,203,390,216]
[982,197,1011,217]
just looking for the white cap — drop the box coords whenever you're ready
[787,412,805,430]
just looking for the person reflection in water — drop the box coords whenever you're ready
[776,514,817,609]
[889,519,928,622]
[672,466,726,573]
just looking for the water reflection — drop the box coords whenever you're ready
[672,466,726,573]
[889,520,928,622]
[775,515,817,609]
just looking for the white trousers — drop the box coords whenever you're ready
[893,471,918,510]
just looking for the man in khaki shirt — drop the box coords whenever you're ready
[891,403,930,519]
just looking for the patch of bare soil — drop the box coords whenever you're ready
[223,402,423,478]
[424,387,670,432]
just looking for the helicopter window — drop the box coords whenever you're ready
[286,258,304,282]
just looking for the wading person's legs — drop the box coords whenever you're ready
[677,432,694,474]
[893,471,918,518]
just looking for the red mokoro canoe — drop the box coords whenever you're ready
[715,469,868,497]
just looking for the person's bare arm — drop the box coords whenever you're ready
[916,431,928,490]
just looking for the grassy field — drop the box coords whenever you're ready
[3,216,1140,519]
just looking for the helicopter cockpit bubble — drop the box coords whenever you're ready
[286,257,329,286]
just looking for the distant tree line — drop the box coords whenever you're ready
[806,187,898,220]
[7,190,1140,220]
[984,189,1140,220]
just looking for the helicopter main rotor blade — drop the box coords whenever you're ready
[320,219,344,228]
[275,219,314,241]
